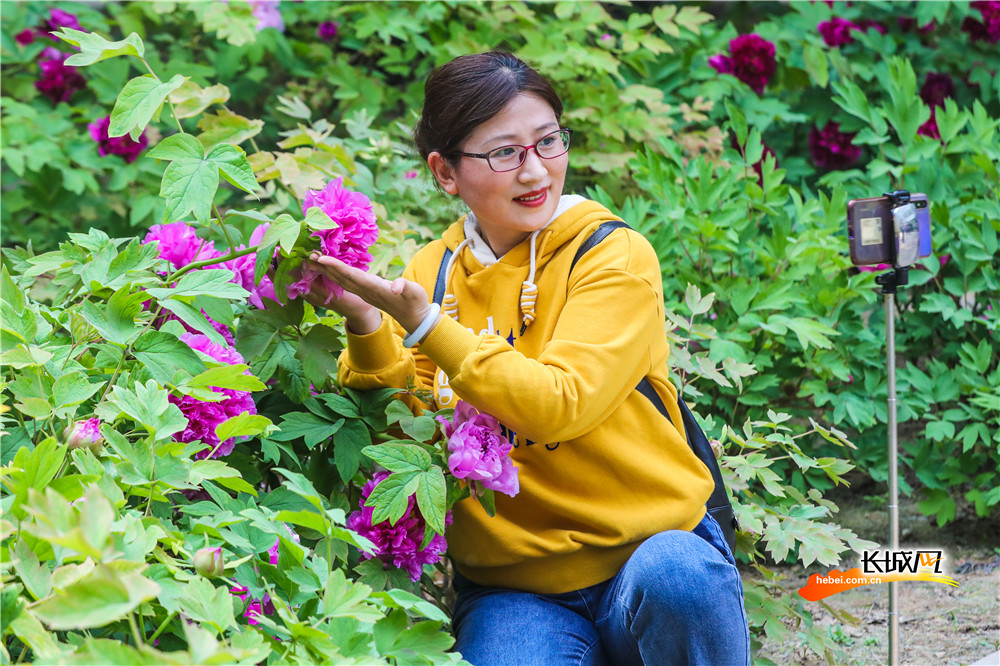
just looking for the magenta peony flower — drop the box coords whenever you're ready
[962,1,1000,43]
[917,111,941,140]
[143,222,218,271]
[818,17,861,46]
[169,333,256,459]
[267,523,301,565]
[230,586,274,626]
[808,121,862,169]
[34,48,86,103]
[436,401,519,498]
[897,17,936,34]
[88,115,148,163]
[404,170,418,179]
[317,20,339,42]
[250,0,284,32]
[919,73,955,108]
[65,418,103,454]
[708,34,776,95]
[346,471,450,582]
[16,29,37,45]
[857,263,891,273]
[44,8,83,38]
[287,177,379,302]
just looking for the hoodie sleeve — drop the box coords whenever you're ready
[417,229,665,443]
[336,259,440,413]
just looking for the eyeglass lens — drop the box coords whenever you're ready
[488,130,571,171]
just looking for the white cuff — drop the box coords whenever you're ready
[402,303,441,348]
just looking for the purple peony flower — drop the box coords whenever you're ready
[962,1,1000,43]
[919,72,955,108]
[169,333,256,459]
[267,523,301,565]
[808,121,862,169]
[88,115,148,163]
[818,17,861,46]
[250,0,284,32]
[34,48,86,103]
[230,586,274,626]
[317,20,339,42]
[346,471,450,582]
[143,222,218,271]
[436,401,519,497]
[44,8,83,38]
[287,177,379,302]
[708,33,776,95]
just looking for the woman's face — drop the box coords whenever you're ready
[429,93,568,256]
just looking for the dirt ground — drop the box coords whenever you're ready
[749,476,1000,666]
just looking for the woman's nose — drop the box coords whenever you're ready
[517,147,547,180]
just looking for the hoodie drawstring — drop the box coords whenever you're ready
[441,238,471,321]
[519,228,543,335]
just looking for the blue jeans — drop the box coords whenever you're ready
[451,512,750,666]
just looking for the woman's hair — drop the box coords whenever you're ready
[414,51,563,164]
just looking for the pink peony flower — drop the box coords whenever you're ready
[857,263,891,273]
[34,48,86,103]
[287,177,379,302]
[808,121,862,169]
[317,20,339,42]
[818,17,861,46]
[143,222,218,271]
[230,586,274,626]
[919,73,955,108]
[88,115,148,163]
[708,34,776,95]
[65,418,103,454]
[250,0,284,32]
[268,523,301,565]
[169,333,256,459]
[962,1,1000,43]
[346,471,450,582]
[404,170,418,179]
[436,401,519,498]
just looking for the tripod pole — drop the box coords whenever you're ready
[885,287,900,666]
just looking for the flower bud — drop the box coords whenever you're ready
[194,547,225,578]
[710,439,724,460]
[64,418,103,455]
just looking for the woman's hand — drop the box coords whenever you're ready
[305,254,435,334]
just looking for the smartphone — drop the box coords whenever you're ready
[847,193,931,266]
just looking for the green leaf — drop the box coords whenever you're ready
[132,330,207,384]
[295,324,343,388]
[304,206,339,231]
[107,380,189,441]
[803,44,828,88]
[51,372,102,409]
[175,576,236,635]
[79,285,148,345]
[156,298,228,346]
[32,568,159,630]
[323,569,382,622]
[361,443,432,473]
[170,80,231,120]
[214,413,273,443]
[14,538,52,601]
[371,588,449,624]
[333,418,371,483]
[147,132,203,161]
[185,364,266,392]
[274,468,327,512]
[110,74,186,142]
[415,468,447,536]
[207,143,259,194]
[196,108,264,148]
[55,29,145,66]
[158,152,220,225]
[147,269,250,300]
[272,412,344,448]
[365,471,420,526]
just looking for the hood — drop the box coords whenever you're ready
[438,195,621,334]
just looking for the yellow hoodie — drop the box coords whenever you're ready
[338,197,714,594]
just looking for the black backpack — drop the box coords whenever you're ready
[432,221,738,553]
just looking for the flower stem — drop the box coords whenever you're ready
[214,204,237,255]
[127,611,144,647]
[167,245,258,284]
[140,58,184,135]
[147,611,177,644]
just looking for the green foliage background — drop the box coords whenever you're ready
[1,1,997,664]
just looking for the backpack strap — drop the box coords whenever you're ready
[432,247,452,307]
[569,220,630,273]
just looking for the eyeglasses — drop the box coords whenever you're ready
[457,128,573,173]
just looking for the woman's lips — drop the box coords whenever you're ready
[514,188,547,208]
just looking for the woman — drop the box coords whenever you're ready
[307,51,750,666]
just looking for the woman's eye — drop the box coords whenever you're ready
[538,135,557,147]
[491,146,519,159]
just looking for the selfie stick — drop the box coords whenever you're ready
[872,189,912,666]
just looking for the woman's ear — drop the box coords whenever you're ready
[427,152,459,195]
